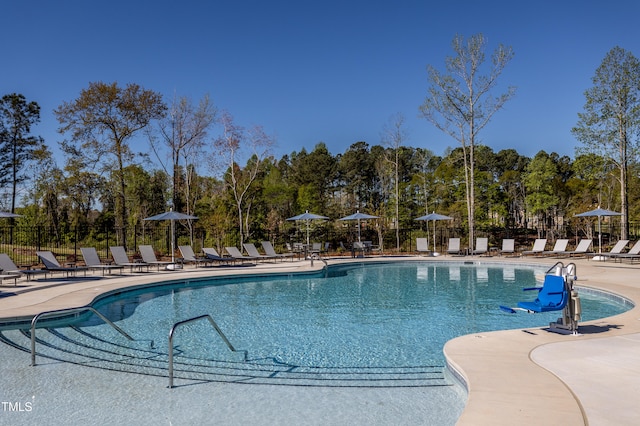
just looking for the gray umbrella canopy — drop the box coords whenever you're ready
[575,207,621,254]
[144,209,198,263]
[415,212,453,253]
[338,210,379,242]
[144,211,198,221]
[575,208,621,218]
[0,212,22,218]
[286,210,329,245]
[415,212,453,221]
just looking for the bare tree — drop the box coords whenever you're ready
[420,34,515,252]
[213,111,274,245]
[381,113,409,251]
[150,94,216,244]
[572,46,640,239]
[151,94,216,212]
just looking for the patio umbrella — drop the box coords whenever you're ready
[415,212,453,255]
[286,210,328,245]
[338,210,379,242]
[0,212,21,218]
[144,208,198,265]
[575,207,621,254]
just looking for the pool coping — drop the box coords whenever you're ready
[1,255,638,425]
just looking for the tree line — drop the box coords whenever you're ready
[1,35,640,252]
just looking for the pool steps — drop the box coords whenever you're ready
[0,327,451,388]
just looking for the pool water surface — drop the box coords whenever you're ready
[87,262,627,371]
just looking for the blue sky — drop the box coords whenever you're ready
[3,0,640,166]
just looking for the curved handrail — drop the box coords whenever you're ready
[31,306,135,366]
[545,261,564,275]
[168,314,246,388]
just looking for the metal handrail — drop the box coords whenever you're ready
[168,314,246,388]
[31,306,135,366]
[545,261,564,275]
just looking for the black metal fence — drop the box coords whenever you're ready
[1,219,635,267]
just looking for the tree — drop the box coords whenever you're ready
[290,143,338,214]
[420,33,515,251]
[572,46,640,239]
[55,81,166,247]
[0,93,50,213]
[151,94,216,214]
[381,113,409,251]
[213,111,274,245]
[338,141,376,210]
[524,151,560,237]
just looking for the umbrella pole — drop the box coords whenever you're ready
[433,220,436,253]
[171,219,176,263]
[598,215,602,254]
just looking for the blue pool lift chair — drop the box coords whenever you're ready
[517,274,569,313]
[501,262,581,334]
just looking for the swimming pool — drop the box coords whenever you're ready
[23,262,627,383]
[0,261,631,425]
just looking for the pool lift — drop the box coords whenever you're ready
[500,261,582,335]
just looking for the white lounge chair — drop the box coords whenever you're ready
[543,239,569,257]
[416,238,430,255]
[36,251,88,277]
[499,239,515,256]
[80,247,124,275]
[110,246,149,272]
[139,245,172,271]
[587,239,630,261]
[447,238,462,255]
[563,239,593,257]
[610,240,640,263]
[522,239,547,256]
[472,237,489,256]
[261,241,295,261]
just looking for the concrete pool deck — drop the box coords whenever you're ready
[0,255,638,425]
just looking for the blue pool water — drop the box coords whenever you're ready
[0,261,632,426]
[84,262,627,371]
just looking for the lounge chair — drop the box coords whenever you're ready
[542,239,569,257]
[312,242,324,257]
[447,238,463,255]
[563,239,593,257]
[416,237,430,255]
[225,246,258,263]
[178,245,211,267]
[353,241,367,257]
[517,274,569,313]
[0,254,23,285]
[499,239,516,256]
[261,241,295,261]
[36,251,88,277]
[110,246,149,272]
[0,253,49,282]
[202,247,232,264]
[609,240,640,263]
[472,237,489,256]
[243,243,277,262]
[80,247,124,275]
[139,245,173,271]
[522,239,547,256]
[587,239,629,261]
